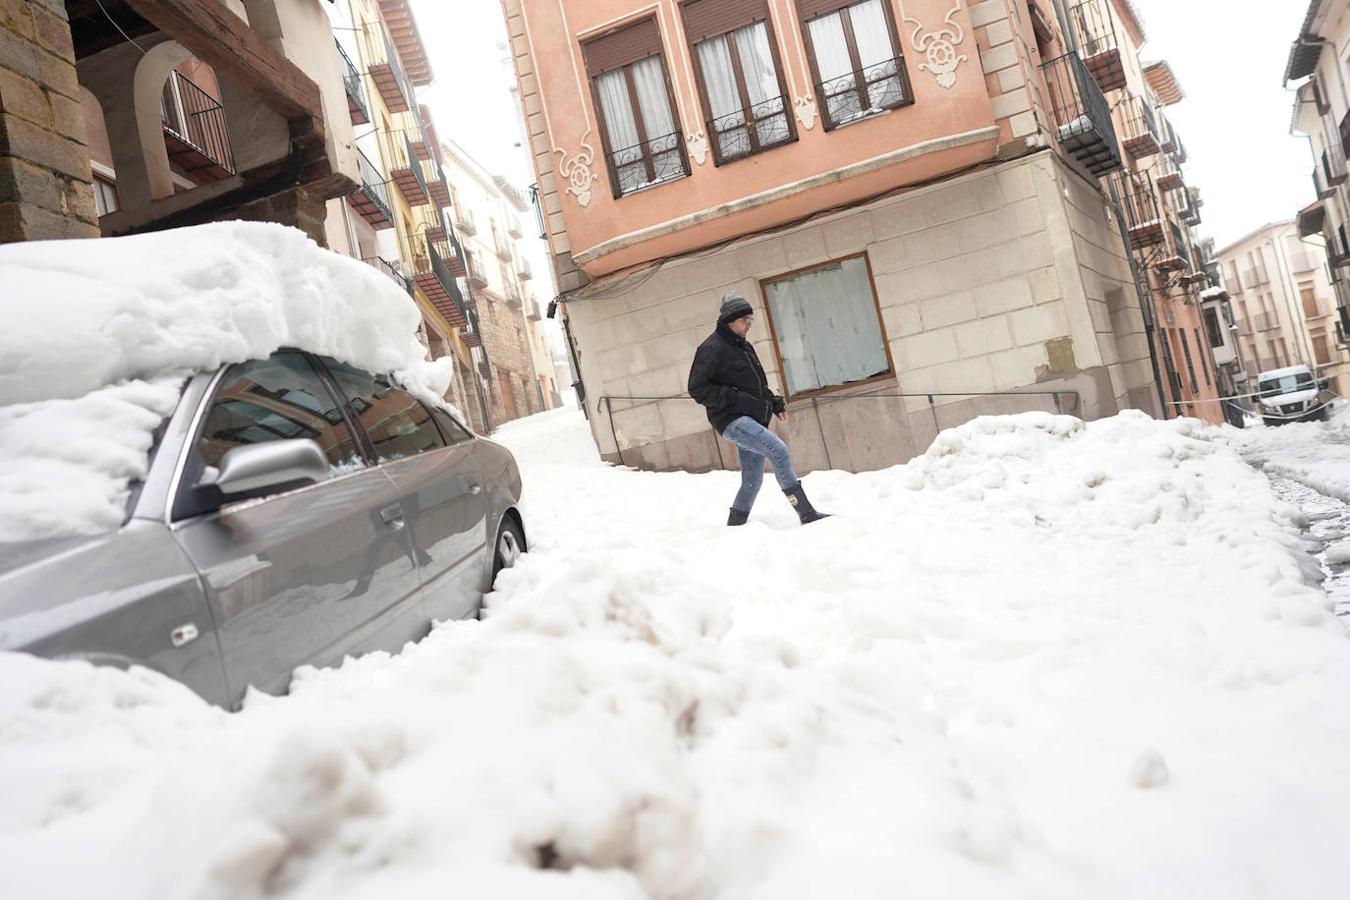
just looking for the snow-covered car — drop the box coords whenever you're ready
[0,223,526,709]
[1256,364,1330,426]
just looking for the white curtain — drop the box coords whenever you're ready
[850,0,903,109]
[697,36,745,158]
[596,69,644,190]
[733,22,787,146]
[631,56,681,184]
[807,11,855,125]
[764,257,889,395]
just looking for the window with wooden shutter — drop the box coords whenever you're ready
[796,0,911,130]
[582,18,690,197]
[681,0,796,164]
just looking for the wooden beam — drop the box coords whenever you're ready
[122,0,323,139]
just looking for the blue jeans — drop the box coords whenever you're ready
[723,416,798,513]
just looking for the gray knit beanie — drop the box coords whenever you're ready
[718,291,753,324]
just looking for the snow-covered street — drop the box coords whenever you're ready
[3,407,1350,899]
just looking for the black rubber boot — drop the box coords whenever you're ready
[727,508,750,527]
[784,482,830,524]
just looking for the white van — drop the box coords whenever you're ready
[1256,364,1330,426]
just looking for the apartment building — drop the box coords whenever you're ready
[1215,220,1349,395]
[1287,0,1350,380]
[3,0,359,244]
[502,0,1224,471]
[439,140,563,425]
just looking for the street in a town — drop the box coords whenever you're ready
[4,0,1350,897]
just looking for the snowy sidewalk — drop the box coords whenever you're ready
[3,408,1350,899]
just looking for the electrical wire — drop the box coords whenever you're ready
[94,0,148,56]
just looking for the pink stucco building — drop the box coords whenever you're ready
[502,0,1222,471]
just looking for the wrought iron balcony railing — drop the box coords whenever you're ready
[708,94,793,164]
[1041,52,1121,176]
[1324,138,1348,187]
[606,131,688,198]
[1112,169,1164,249]
[364,255,411,294]
[413,235,467,327]
[390,136,429,207]
[1069,0,1125,92]
[336,40,369,126]
[455,207,477,236]
[466,250,489,288]
[815,56,911,131]
[1120,94,1160,159]
[160,70,235,182]
[347,148,394,229]
[1340,109,1350,160]
[1316,164,1335,200]
[515,256,532,281]
[369,28,413,114]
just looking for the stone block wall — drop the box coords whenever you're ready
[0,0,98,242]
[567,150,1155,473]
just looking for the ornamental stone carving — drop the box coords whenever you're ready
[556,134,600,207]
[794,94,818,130]
[904,1,969,90]
[687,130,709,166]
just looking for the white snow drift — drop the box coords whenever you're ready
[2,407,1349,900]
[0,223,452,541]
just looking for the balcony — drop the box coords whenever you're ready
[390,136,429,207]
[413,236,467,328]
[1324,140,1348,187]
[160,70,235,183]
[1290,250,1319,273]
[1341,110,1350,161]
[346,148,394,230]
[1112,169,1164,249]
[493,227,512,262]
[526,299,542,322]
[1241,267,1269,290]
[368,30,413,114]
[1156,219,1189,274]
[337,41,369,126]
[1068,0,1125,92]
[507,218,523,239]
[1120,95,1161,160]
[1331,224,1350,268]
[376,0,433,87]
[1316,165,1335,200]
[1155,153,1185,193]
[1040,52,1122,176]
[1254,310,1280,332]
[466,251,489,289]
[504,282,523,310]
[515,256,532,281]
[364,255,411,294]
[455,207,477,236]
[462,302,484,348]
[424,154,451,208]
[1298,200,1327,239]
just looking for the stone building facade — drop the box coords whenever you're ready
[502,0,1226,472]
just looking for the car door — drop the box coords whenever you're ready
[318,359,489,623]
[169,351,424,704]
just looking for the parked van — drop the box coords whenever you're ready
[1255,364,1330,426]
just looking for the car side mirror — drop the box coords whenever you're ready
[206,440,329,497]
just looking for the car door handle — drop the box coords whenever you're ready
[380,503,405,530]
[467,478,481,495]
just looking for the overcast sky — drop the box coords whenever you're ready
[411,0,1317,277]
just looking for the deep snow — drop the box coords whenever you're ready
[2,408,1349,899]
[0,223,453,542]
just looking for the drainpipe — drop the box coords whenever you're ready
[1107,176,1171,418]
[1051,0,1079,55]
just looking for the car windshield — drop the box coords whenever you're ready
[1259,372,1314,398]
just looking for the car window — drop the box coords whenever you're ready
[198,352,362,475]
[432,407,474,445]
[322,359,447,462]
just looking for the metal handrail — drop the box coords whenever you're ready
[1040,52,1120,166]
[597,389,1082,469]
[161,70,235,174]
[363,255,410,294]
[815,56,909,130]
[1069,0,1118,61]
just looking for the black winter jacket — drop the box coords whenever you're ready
[688,322,786,434]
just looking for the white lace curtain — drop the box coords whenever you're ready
[696,22,784,157]
[806,0,903,122]
[596,56,680,192]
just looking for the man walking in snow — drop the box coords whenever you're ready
[688,291,830,527]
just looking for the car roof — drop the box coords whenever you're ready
[1257,365,1312,379]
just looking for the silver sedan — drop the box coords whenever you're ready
[0,349,526,709]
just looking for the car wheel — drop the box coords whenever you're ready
[491,517,525,588]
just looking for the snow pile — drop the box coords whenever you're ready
[1221,402,1350,502]
[0,223,452,541]
[3,409,1350,899]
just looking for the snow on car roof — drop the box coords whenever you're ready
[0,222,454,542]
[1258,365,1313,379]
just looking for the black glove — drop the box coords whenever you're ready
[771,396,786,415]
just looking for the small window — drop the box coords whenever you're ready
[583,17,689,197]
[798,0,911,131]
[197,352,361,474]
[323,359,447,462]
[1203,306,1225,348]
[762,254,891,396]
[93,175,119,217]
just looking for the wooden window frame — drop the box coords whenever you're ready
[797,0,914,132]
[681,4,798,166]
[1193,327,1211,386]
[758,251,896,400]
[584,21,691,200]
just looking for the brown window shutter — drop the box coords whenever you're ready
[681,0,770,44]
[583,17,664,77]
[796,0,860,22]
